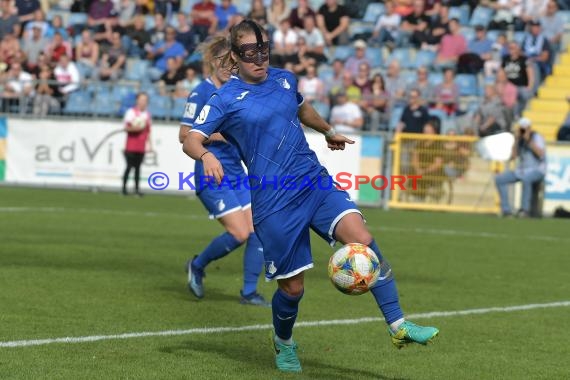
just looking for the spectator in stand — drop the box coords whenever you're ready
[174,65,202,98]
[330,69,361,104]
[189,0,217,44]
[400,0,430,48]
[432,68,459,116]
[369,0,401,49]
[174,12,193,52]
[298,63,327,104]
[521,20,552,80]
[502,41,535,117]
[325,58,345,99]
[148,13,167,47]
[126,14,151,58]
[484,32,509,77]
[289,0,315,30]
[459,24,493,74]
[271,18,298,67]
[33,64,60,116]
[154,0,181,18]
[147,26,187,80]
[248,0,268,27]
[406,66,434,105]
[297,15,327,64]
[353,62,372,95]
[394,0,413,17]
[45,14,68,40]
[330,90,364,134]
[540,1,564,53]
[22,24,47,71]
[158,56,185,96]
[385,60,407,108]
[317,0,350,46]
[87,0,118,43]
[285,36,318,76]
[488,0,524,31]
[53,54,80,104]
[423,0,442,19]
[423,4,450,48]
[117,0,136,30]
[22,9,48,39]
[0,0,21,40]
[74,29,100,79]
[397,88,430,133]
[1,61,33,110]
[44,32,72,66]
[495,68,518,114]
[0,33,21,66]
[344,39,371,77]
[15,0,40,27]
[360,73,389,131]
[474,84,509,137]
[267,0,290,34]
[435,18,467,68]
[521,0,549,24]
[215,0,239,32]
[96,31,126,81]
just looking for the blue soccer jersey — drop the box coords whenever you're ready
[191,67,328,224]
[181,78,245,190]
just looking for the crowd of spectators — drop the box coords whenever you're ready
[0,0,567,132]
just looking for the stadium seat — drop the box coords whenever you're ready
[318,65,334,82]
[459,27,476,43]
[455,74,479,97]
[147,95,172,119]
[124,59,150,82]
[513,32,526,45]
[468,6,494,28]
[386,48,413,69]
[312,101,330,121]
[428,72,444,86]
[93,94,120,116]
[171,97,187,120]
[68,12,88,27]
[449,5,470,25]
[414,50,436,69]
[145,15,155,30]
[112,84,137,103]
[365,47,383,68]
[538,87,568,100]
[389,106,404,130]
[486,29,500,43]
[332,46,355,61]
[119,92,137,116]
[362,2,385,23]
[63,90,92,115]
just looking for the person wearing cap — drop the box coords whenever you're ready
[495,117,546,218]
[343,39,371,77]
[521,19,552,79]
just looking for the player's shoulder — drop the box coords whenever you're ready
[187,78,216,101]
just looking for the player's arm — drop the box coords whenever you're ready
[183,132,224,184]
[298,101,354,151]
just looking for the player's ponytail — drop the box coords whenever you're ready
[197,35,231,77]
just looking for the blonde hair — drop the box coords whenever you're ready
[197,35,230,76]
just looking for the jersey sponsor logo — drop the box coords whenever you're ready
[216,199,226,211]
[236,91,249,100]
[195,105,210,124]
[183,103,197,119]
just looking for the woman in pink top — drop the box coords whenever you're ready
[495,68,517,111]
[122,92,152,196]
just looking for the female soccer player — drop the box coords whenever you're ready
[179,36,269,307]
[183,20,439,373]
[122,92,152,196]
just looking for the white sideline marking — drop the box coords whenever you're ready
[1,301,569,349]
[1,207,568,243]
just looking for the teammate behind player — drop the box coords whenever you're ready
[179,35,269,307]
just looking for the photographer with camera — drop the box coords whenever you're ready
[495,117,546,218]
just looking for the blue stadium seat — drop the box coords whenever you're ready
[389,106,405,130]
[171,97,187,120]
[318,65,334,82]
[386,48,413,69]
[93,94,120,116]
[414,50,436,69]
[486,29,500,43]
[428,72,444,86]
[455,74,479,97]
[148,95,172,119]
[68,12,88,27]
[145,15,155,30]
[365,47,383,68]
[513,31,526,45]
[469,6,494,28]
[449,5,470,25]
[125,59,150,82]
[332,46,355,61]
[63,90,92,115]
[460,27,476,43]
[312,101,330,121]
[119,93,137,116]
[362,3,385,23]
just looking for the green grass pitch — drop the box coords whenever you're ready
[1,187,569,380]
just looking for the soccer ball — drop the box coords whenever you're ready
[131,115,147,131]
[328,243,381,295]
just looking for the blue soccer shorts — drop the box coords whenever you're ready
[254,187,361,281]
[197,184,251,219]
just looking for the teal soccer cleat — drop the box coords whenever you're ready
[270,332,302,373]
[185,256,205,299]
[388,321,439,349]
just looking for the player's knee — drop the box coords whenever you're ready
[228,228,250,243]
[351,230,374,246]
[278,277,304,297]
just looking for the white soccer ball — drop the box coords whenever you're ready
[328,243,381,295]
[131,115,147,131]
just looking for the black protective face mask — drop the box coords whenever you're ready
[231,20,270,64]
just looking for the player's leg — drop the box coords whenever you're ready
[239,205,269,306]
[255,204,313,373]
[133,153,145,195]
[495,170,518,216]
[311,189,438,348]
[186,189,249,298]
[122,152,134,195]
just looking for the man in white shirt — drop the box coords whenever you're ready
[369,0,401,48]
[54,54,81,96]
[298,15,327,63]
[330,90,364,134]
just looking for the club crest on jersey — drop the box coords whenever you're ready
[277,78,291,90]
[216,199,226,211]
[267,261,277,275]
